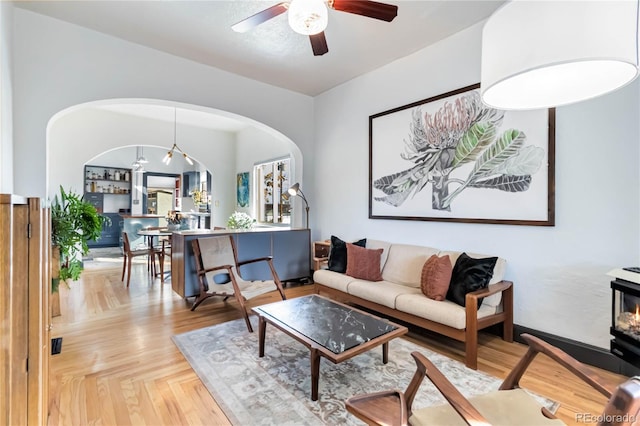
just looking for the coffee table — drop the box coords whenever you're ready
[252,294,408,401]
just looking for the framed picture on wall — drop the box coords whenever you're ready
[237,172,249,207]
[369,83,555,226]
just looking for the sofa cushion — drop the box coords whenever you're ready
[439,251,506,309]
[313,269,357,293]
[447,253,498,308]
[382,244,440,288]
[420,255,452,301]
[328,235,366,273]
[346,243,384,281]
[395,294,497,329]
[348,280,421,309]
[365,239,392,270]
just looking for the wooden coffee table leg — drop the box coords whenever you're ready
[382,342,389,364]
[310,347,320,401]
[258,316,266,358]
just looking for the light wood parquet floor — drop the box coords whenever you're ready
[48,256,627,425]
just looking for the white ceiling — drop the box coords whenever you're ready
[16,0,504,96]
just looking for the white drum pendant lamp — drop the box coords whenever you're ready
[481,0,639,110]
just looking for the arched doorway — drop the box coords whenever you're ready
[47,99,306,228]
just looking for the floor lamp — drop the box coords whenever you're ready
[288,183,309,229]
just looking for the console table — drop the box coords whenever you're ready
[170,227,311,298]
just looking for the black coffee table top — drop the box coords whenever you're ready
[254,295,399,354]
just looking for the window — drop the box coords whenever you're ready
[254,158,290,224]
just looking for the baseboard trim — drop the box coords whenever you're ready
[513,324,640,377]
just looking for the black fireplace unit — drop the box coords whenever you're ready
[610,278,640,368]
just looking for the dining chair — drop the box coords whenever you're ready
[345,333,638,426]
[144,226,171,282]
[155,238,171,283]
[122,231,159,287]
[191,235,286,332]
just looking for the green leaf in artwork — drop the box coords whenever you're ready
[452,122,496,167]
[468,129,526,182]
[488,145,544,177]
[440,129,527,209]
[468,174,532,192]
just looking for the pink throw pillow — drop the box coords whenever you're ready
[345,243,384,281]
[421,255,452,301]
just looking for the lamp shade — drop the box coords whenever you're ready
[481,0,639,110]
[288,182,301,196]
[288,0,328,35]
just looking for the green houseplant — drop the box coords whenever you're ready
[51,186,108,292]
[226,211,255,229]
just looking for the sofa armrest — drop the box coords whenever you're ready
[466,280,513,300]
[465,280,514,355]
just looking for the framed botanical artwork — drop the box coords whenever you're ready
[369,83,555,226]
[237,172,249,207]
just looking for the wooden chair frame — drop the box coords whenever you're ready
[346,333,636,426]
[191,236,286,332]
[121,231,159,287]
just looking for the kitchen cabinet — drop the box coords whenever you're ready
[84,164,131,248]
[84,193,104,213]
[182,171,200,197]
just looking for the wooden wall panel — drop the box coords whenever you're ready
[0,197,11,424]
[0,195,49,425]
[28,198,49,425]
[9,202,29,426]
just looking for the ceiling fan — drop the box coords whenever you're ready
[232,0,398,56]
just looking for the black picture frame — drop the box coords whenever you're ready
[369,83,555,226]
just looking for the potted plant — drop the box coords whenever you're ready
[226,211,255,230]
[51,186,109,293]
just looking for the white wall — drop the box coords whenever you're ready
[12,8,314,208]
[0,2,13,193]
[314,22,640,348]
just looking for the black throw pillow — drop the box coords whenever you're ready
[446,253,498,308]
[328,235,366,273]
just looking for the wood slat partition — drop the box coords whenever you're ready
[0,195,49,425]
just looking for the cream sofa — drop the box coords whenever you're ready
[313,239,513,369]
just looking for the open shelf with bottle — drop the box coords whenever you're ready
[84,165,132,195]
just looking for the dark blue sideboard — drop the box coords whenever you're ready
[171,228,311,298]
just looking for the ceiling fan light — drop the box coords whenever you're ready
[288,0,328,35]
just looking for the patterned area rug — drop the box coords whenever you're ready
[173,318,557,425]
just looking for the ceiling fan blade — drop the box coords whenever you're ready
[310,32,329,56]
[330,0,398,22]
[231,2,290,33]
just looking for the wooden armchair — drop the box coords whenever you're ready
[346,334,640,426]
[191,235,286,332]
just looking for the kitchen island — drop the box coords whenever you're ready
[171,227,311,299]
